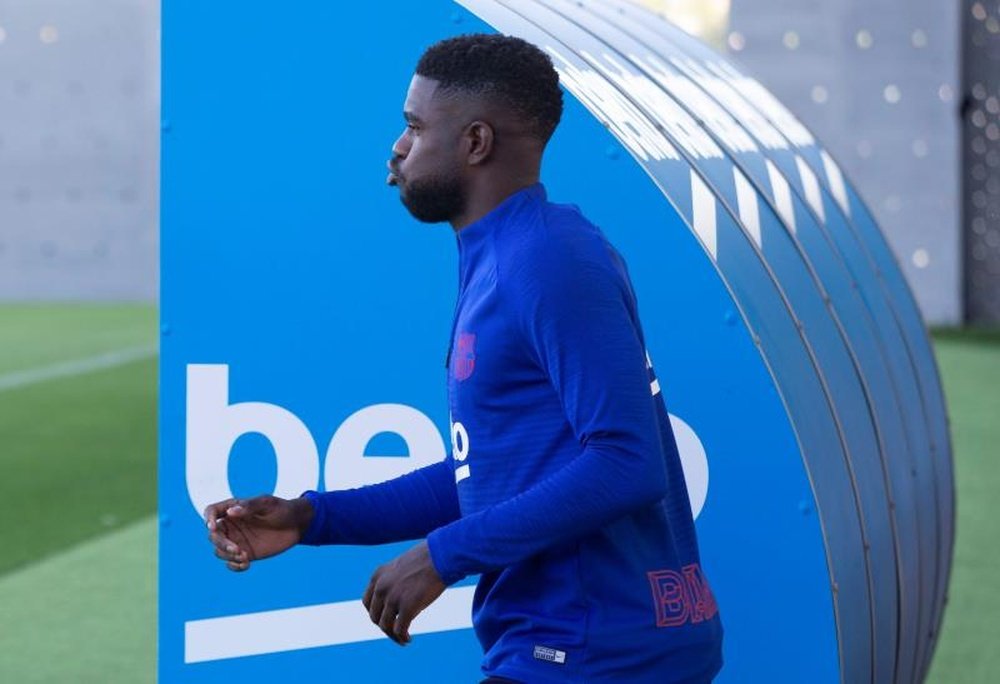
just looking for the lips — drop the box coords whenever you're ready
[386,161,402,187]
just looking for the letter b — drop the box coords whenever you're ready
[186,364,320,514]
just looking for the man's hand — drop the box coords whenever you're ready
[204,495,314,572]
[363,541,446,645]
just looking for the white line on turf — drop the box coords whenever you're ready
[0,345,158,393]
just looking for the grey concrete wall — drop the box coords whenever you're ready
[727,0,961,324]
[0,0,159,301]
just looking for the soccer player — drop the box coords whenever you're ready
[205,34,723,683]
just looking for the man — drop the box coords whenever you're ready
[206,34,723,683]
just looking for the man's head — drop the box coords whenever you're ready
[387,34,564,226]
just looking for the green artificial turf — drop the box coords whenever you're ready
[926,330,1000,683]
[0,517,157,684]
[0,304,158,574]
[0,303,157,375]
[0,357,158,575]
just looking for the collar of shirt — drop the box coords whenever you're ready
[455,182,546,287]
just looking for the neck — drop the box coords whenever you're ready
[450,171,540,231]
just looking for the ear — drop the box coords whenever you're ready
[464,120,495,166]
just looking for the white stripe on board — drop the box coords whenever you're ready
[690,170,718,259]
[820,150,851,217]
[184,585,476,664]
[766,160,796,234]
[733,169,762,248]
[455,464,471,483]
[796,155,826,224]
[0,345,158,393]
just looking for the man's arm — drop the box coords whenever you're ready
[204,459,461,572]
[300,459,461,546]
[427,238,668,585]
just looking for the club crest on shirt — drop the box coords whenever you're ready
[453,332,476,381]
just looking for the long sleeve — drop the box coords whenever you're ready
[299,459,461,546]
[426,234,669,585]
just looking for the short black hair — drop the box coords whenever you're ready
[416,33,564,143]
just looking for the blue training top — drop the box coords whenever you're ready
[302,183,723,683]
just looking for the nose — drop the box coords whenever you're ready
[391,129,410,161]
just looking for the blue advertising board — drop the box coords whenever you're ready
[160,1,951,681]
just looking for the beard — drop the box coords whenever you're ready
[398,171,466,224]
